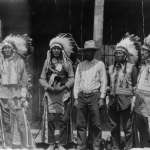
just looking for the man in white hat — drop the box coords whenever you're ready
[74,40,107,150]
[108,34,139,150]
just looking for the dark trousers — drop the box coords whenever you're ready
[48,100,71,145]
[76,92,101,150]
[48,113,67,145]
[133,112,150,147]
[108,106,133,150]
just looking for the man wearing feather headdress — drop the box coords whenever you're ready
[133,34,150,147]
[108,33,139,150]
[39,33,76,150]
[0,34,34,148]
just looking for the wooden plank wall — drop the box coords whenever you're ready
[95,45,115,68]
[103,45,115,68]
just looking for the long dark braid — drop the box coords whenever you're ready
[123,61,127,74]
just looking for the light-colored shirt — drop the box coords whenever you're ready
[0,54,28,99]
[0,56,27,86]
[137,64,150,94]
[73,59,107,99]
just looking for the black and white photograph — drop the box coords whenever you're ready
[0,0,150,150]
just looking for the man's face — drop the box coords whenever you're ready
[51,46,62,58]
[84,49,95,61]
[141,48,150,61]
[2,44,13,58]
[114,50,126,63]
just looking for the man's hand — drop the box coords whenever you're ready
[21,98,29,108]
[23,100,29,108]
[99,98,105,108]
[54,84,66,93]
[45,86,54,92]
[74,99,78,107]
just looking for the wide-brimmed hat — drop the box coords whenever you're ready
[78,40,99,51]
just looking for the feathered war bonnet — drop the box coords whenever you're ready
[142,34,150,51]
[115,33,141,62]
[1,34,32,57]
[47,33,78,65]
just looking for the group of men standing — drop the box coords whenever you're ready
[39,32,150,150]
[0,31,150,150]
